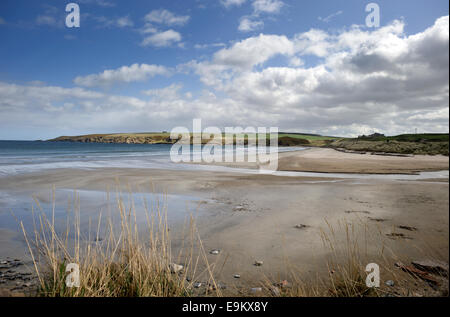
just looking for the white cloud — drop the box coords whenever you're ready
[142,83,183,101]
[36,15,60,27]
[144,9,190,26]
[213,34,294,69]
[235,0,284,32]
[90,15,135,28]
[221,0,247,8]
[252,0,284,14]
[185,16,449,136]
[238,17,264,32]
[1,16,448,139]
[117,16,134,27]
[318,10,343,23]
[289,57,304,67]
[141,29,182,47]
[73,64,170,87]
[194,42,226,49]
[35,5,64,28]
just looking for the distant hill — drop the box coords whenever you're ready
[48,132,339,147]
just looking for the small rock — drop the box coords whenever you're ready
[294,224,309,229]
[233,274,241,279]
[254,261,263,266]
[209,249,220,255]
[233,206,245,211]
[193,282,202,288]
[385,280,395,287]
[169,263,184,274]
[250,287,262,293]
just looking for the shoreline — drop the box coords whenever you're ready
[0,147,448,296]
[187,147,449,175]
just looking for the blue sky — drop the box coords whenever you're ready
[0,0,448,139]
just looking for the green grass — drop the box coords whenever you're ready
[358,133,449,142]
[278,134,340,141]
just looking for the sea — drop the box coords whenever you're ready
[0,140,307,176]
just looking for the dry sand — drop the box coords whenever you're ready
[277,148,449,174]
[0,148,448,293]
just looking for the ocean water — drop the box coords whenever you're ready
[0,140,307,176]
[0,141,448,180]
[0,141,175,175]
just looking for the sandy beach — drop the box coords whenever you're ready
[190,147,450,174]
[0,148,448,295]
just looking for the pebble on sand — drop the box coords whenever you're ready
[169,263,184,274]
[385,280,395,287]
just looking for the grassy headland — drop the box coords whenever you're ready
[49,132,449,155]
[329,134,449,156]
[48,132,338,147]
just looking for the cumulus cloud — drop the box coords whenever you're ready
[235,0,284,32]
[73,64,170,87]
[238,17,264,32]
[0,81,234,139]
[139,9,189,47]
[140,29,182,47]
[221,0,247,8]
[142,83,183,101]
[1,16,448,139]
[144,9,190,26]
[213,34,294,69]
[185,16,449,136]
[252,0,284,14]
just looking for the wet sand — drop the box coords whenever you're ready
[190,147,449,174]
[0,148,448,294]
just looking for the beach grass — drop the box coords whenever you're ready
[21,190,221,297]
[20,190,448,297]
